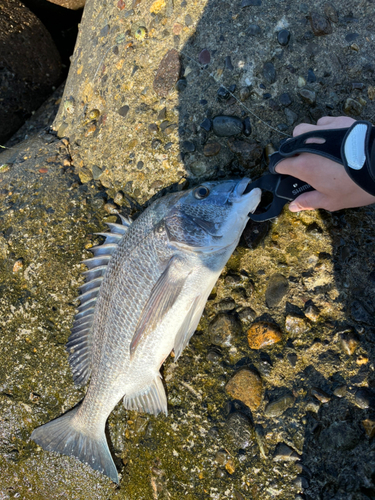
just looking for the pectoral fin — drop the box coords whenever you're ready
[130,256,189,357]
[173,294,206,360]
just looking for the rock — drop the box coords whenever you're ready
[200,118,212,132]
[217,86,230,102]
[273,443,301,462]
[333,385,347,398]
[355,388,375,410]
[340,331,359,355]
[311,388,331,403]
[285,108,298,125]
[287,353,297,367]
[362,419,375,438]
[319,422,362,451]
[368,86,375,101]
[238,307,257,324]
[307,68,316,83]
[175,78,187,92]
[309,12,332,36]
[225,369,263,411]
[304,302,320,321]
[299,89,316,105]
[247,322,282,349]
[285,315,309,334]
[324,2,338,23]
[344,98,363,116]
[153,49,181,97]
[240,87,251,101]
[225,56,234,70]
[226,412,254,449]
[294,476,309,490]
[243,117,252,136]
[203,142,221,156]
[242,219,270,249]
[277,29,290,46]
[182,140,196,152]
[279,93,292,107]
[209,314,241,347]
[248,24,261,36]
[198,49,210,65]
[0,0,61,143]
[212,116,244,137]
[265,274,289,307]
[263,62,277,84]
[118,105,130,117]
[265,394,295,417]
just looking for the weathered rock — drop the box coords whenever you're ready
[247,322,282,349]
[309,12,332,36]
[212,116,244,137]
[153,49,181,97]
[209,314,241,347]
[273,443,301,462]
[265,274,289,307]
[226,412,254,449]
[225,369,263,411]
[265,394,295,417]
[0,0,61,143]
[285,315,309,334]
[203,142,221,156]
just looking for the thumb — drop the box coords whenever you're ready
[288,190,328,212]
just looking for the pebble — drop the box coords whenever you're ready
[148,123,158,134]
[226,412,254,449]
[240,86,251,101]
[175,78,187,92]
[263,62,277,84]
[241,0,261,6]
[277,29,290,46]
[294,476,309,490]
[273,443,300,462]
[248,24,261,36]
[299,89,316,105]
[243,219,270,249]
[225,56,234,70]
[355,388,375,410]
[153,49,181,97]
[279,92,292,107]
[238,307,257,324]
[203,142,221,156]
[210,314,240,347]
[285,315,309,334]
[212,116,243,137]
[215,449,229,465]
[333,385,347,398]
[284,108,298,125]
[305,400,320,413]
[340,331,359,355]
[254,425,268,458]
[311,387,331,403]
[227,139,263,162]
[225,369,263,411]
[362,419,375,438]
[200,118,212,132]
[287,353,297,367]
[307,68,316,83]
[297,76,306,88]
[247,322,282,349]
[265,273,289,308]
[185,14,193,27]
[324,2,338,23]
[13,259,23,273]
[241,117,251,137]
[265,394,295,417]
[345,33,359,43]
[344,98,362,116]
[217,86,230,102]
[304,302,320,321]
[309,12,332,36]
[198,49,210,65]
[182,140,195,152]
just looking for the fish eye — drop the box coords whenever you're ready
[194,186,210,200]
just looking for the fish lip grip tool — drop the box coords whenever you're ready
[246,120,375,221]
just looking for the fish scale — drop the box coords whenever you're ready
[31,179,261,483]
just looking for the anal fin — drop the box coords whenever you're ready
[123,376,167,416]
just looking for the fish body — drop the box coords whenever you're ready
[31,179,261,482]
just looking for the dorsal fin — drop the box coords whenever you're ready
[67,212,132,386]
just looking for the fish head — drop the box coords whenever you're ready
[163,178,261,252]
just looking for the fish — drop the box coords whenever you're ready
[31,178,261,483]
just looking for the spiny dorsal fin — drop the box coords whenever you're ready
[67,212,132,386]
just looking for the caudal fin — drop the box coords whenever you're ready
[31,406,118,483]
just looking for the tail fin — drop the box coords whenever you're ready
[31,406,118,483]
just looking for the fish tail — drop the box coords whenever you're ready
[31,406,118,483]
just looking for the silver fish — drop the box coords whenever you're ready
[31,178,261,482]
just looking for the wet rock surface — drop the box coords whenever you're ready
[1,0,375,498]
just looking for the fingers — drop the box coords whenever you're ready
[288,190,329,212]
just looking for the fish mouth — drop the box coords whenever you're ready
[234,177,251,197]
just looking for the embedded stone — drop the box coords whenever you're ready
[203,142,221,156]
[247,322,282,350]
[225,369,263,411]
[153,49,181,97]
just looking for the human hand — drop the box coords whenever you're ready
[275,116,375,212]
